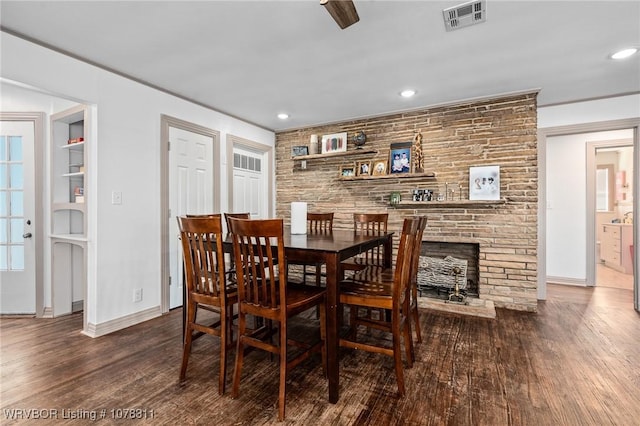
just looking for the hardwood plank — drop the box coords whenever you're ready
[1,284,639,424]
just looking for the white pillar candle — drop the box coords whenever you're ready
[309,134,319,155]
[291,202,307,234]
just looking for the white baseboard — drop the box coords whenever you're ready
[546,276,587,286]
[82,305,162,338]
[41,307,53,318]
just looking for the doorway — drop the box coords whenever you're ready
[592,143,634,291]
[539,118,639,312]
[226,134,273,220]
[160,115,220,313]
[0,113,45,316]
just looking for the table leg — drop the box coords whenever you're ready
[325,254,339,403]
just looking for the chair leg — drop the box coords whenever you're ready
[179,301,197,383]
[231,312,247,399]
[218,307,231,395]
[391,315,406,396]
[403,316,414,368]
[278,320,288,421]
[412,304,422,344]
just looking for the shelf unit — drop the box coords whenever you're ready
[390,199,507,208]
[50,105,88,317]
[340,171,437,181]
[292,148,378,162]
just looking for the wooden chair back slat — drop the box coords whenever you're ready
[307,212,334,233]
[178,214,226,299]
[353,213,389,267]
[228,218,286,311]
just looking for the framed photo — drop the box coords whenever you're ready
[372,160,387,176]
[469,165,500,200]
[291,145,309,157]
[321,132,348,155]
[340,165,356,177]
[389,142,412,174]
[356,161,371,176]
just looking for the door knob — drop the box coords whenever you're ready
[23,232,33,238]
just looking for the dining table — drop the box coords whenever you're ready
[222,227,393,404]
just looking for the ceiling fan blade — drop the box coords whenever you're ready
[320,0,360,29]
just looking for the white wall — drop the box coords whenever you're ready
[1,33,275,331]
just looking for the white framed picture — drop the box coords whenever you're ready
[469,165,500,200]
[321,132,348,154]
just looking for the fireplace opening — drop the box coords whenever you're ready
[417,241,480,300]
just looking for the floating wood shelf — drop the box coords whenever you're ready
[390,199,507,208]
[292,148,378,161]
[340,172,437,181]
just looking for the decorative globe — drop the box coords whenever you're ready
[353,131,367,149]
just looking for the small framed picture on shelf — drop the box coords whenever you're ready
[389,142,412,174]
[356,161,371,176]
[372,160,387,176]
[321,132,348,155]
[469,165,500,200]
[291,145,309,157]
[340,165,356,177]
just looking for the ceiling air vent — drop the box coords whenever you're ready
[443,0,486,32]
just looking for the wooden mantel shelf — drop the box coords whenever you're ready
[340,171,437,181]
[292,148,377,161]
[391,199,507,208]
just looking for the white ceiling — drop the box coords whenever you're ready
[1,1,639,132]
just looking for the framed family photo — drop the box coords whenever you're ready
[321,132,348,155]
[469,165,500,200]
[389,142,412,174]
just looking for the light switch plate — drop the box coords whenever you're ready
[112,191,122,205]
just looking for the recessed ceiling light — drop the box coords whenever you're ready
[277,113,289,119]
[610,48,638,59]
[400,89,416,98]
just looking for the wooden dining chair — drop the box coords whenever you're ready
[177,214,237,395]
[300,212,334,286]
[342,213,389,272]
[339,216,420,396]
[227,217,327,421]
[408,216,427,344]
[223,212,250,233]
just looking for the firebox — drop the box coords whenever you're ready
[417,241,480,299]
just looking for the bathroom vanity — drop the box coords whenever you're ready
[601,223,634,274]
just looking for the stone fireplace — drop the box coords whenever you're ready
[275,91,539,312]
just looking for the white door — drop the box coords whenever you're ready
[232,146,267,218]
[168,127,214,309]
[0,121,35,314]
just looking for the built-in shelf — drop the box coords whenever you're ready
[292,148,378,161]
[340,171,437,181]
[391,199,507,208]
[49,233,88,243]
[53,202,85,212]
[61,141,85,150]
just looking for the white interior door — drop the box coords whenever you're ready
[0,121,35,314]
[169,127,214,309]
[232,146,266,218]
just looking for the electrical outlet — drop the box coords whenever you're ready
[133,288,142,303]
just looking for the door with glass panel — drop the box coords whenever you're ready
[0,121,35,314]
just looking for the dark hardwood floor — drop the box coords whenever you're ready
[2,284,639,425]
